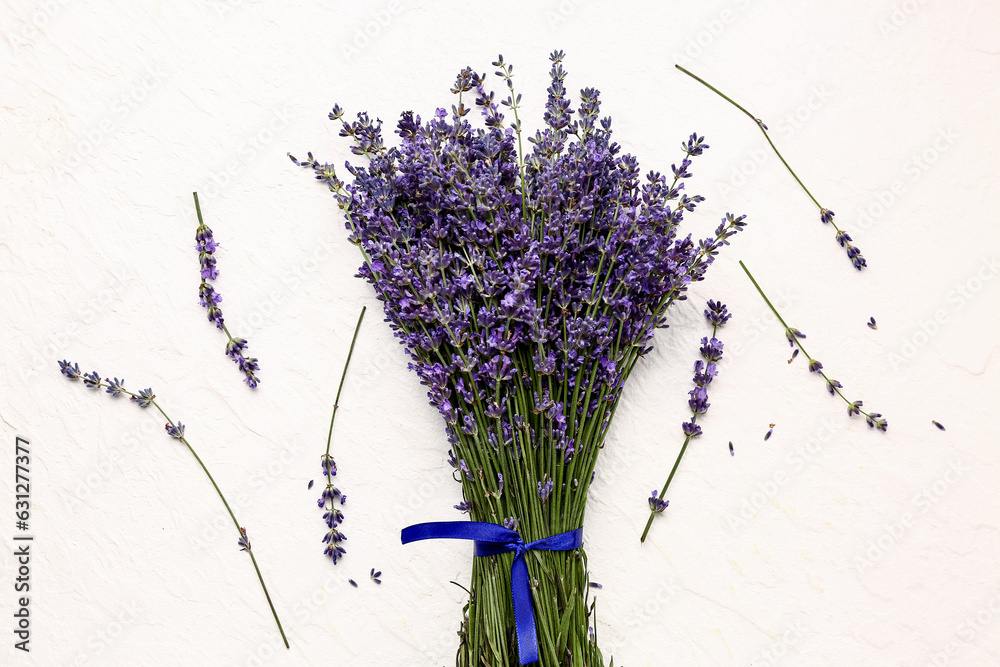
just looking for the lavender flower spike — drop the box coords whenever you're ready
[192,192,260,388]
[740,260,888,431]
[675,65,867,270]
[642,300,733,542]
[317,307,366,565]
[56,360,288,648]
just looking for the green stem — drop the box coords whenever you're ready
[640,434,692,543]
[325,306,367,474]
[143,395,289,649]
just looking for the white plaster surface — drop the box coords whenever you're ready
[2,1,999,665]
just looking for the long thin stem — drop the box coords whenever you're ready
[674,65,842,231]
[640,434,692,543]
[325,306,366,465]
[738,260,886,428]
[136,392,289,648]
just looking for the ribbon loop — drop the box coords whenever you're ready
[401,521,583,665]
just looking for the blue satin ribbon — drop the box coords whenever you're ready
[401,521,584,665]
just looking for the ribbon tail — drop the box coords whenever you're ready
[510,552,539,665]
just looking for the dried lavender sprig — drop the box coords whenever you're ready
[738,261,887,430]
[674,65,866,271]
[57,360,289,648]
[318,306,366,564]
[193,192,261,388]
[640,300,731,543]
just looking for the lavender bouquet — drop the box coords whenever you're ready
[294,51,745,665]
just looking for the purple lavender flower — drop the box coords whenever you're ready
[808,359,824,373]
[105,377,126,397]
[82,371,102,389]
[58,360,81,379]
[867,317,877,330]
[237,527,251,552]
[370,568,382,584]
[502,516,519,531]
[681,421,702,438]
[538,480,554,502]
[729,441,734,456]
[454,500,472,513]
[165,422,185,440]
[648,492,669,514]
[704,300,731,327]
[193,192,260,388]
[785,328,807,346]
[865,413,888,431]
[699,337,724,362]
[131,388,155,408]
[932,420,945,431]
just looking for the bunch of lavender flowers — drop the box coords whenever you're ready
[294,51,747,666]
[641,300,731,542]
[317,306,365,564]
[193,192,261,388]
[57,360,288,648]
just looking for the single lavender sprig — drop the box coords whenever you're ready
[56,360,288,648]
[318,306,366,564]
[193,192,260,388]
[738,261,887,431]
[675,65,867,271]
[640,300,732,543]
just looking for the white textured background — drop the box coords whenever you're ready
[2,1,999,665]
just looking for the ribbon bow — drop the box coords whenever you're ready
[401,521,584,665]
